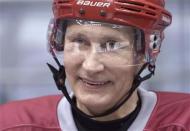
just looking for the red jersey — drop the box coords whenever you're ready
[0,95,62,131]
[0,88,190,131]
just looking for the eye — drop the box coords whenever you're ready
[106,40,116,49]
[100,40,126,52]
[70,36,90,51]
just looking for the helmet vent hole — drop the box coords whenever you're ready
[100,10,106,17]
[145,12,156,16]
[148,6,156,10]
[116,1,146,13]
[120,6,141,12]
[116,0,145,7]
[153,43,157,49]
[79,8,85,15]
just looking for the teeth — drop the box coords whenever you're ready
[82,79,108,85]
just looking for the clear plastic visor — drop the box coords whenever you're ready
[54,19,145,67]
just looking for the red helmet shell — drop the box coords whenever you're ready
[53,0,171,30]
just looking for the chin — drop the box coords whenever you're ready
[76,93,114,113]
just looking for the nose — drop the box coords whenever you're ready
[82,53,104,74]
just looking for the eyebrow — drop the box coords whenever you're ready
[66,32,88,40]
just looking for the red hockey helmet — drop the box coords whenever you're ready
[48,0,172,65]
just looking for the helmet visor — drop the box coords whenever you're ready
[49,19,145,67]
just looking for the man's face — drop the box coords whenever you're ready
[63,23,142,115]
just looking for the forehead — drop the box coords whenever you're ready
[65,19,135,37]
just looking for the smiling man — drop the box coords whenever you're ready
[1,0,190,131]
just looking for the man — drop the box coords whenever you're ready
[0,0,190,131]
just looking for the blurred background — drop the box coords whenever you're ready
[0,0,190,104]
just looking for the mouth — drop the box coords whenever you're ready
[79,77,111,89]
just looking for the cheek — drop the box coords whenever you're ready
[111,71,134,104]
[64,51,77,77]
[63,51,84,88]
[112,67,136,91]
[64,57,78,93]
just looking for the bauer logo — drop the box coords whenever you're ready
[76,0,111,8]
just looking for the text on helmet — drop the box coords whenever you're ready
[76,0,111,8]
